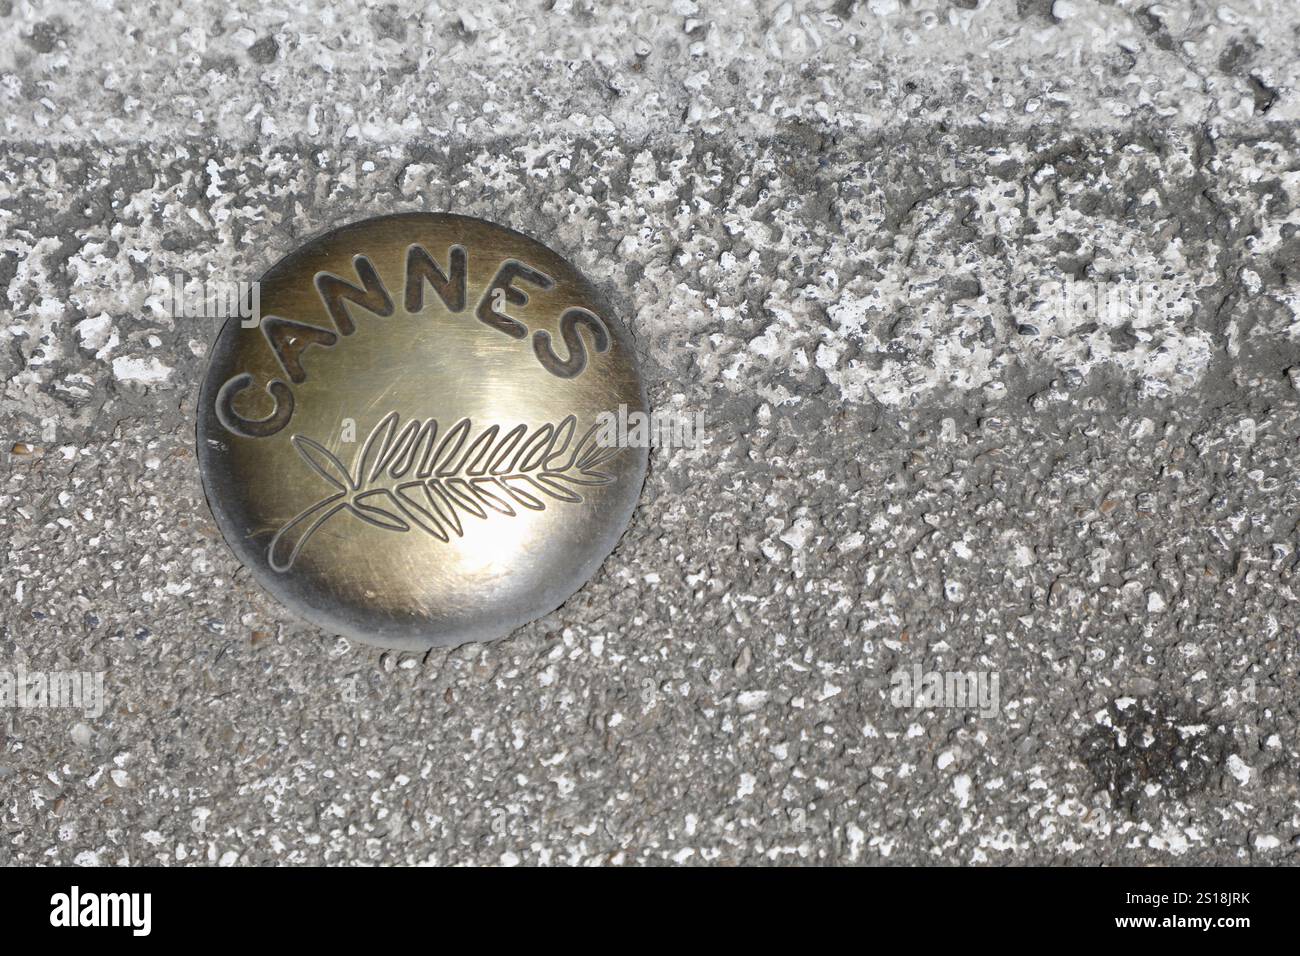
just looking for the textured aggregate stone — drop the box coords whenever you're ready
[2,0,1300,865]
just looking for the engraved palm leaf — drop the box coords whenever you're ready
[268,412,621,571]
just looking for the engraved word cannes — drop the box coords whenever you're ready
[268,412,622,571]
[215,243,611,439]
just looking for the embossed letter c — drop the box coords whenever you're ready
[215,373,295,438]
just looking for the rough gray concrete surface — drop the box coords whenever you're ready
[3,0,1300,864]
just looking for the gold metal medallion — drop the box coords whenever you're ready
[196,213,647,650]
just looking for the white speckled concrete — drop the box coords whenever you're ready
[3,1,1300,865]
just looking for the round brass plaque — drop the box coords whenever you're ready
[196,213,647,650]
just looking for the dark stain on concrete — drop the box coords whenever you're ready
[1079,697,1235,816]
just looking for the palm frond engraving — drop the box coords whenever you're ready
[268,412,621,571]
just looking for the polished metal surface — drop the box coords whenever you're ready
[196,213,647,650]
